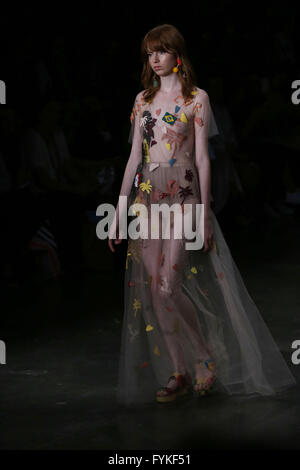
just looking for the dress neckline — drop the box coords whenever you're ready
[156,87,182,95]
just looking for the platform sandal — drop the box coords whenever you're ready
[194,359,216,397]
[156,372,191,403]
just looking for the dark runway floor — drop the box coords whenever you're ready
[1,211,300,450]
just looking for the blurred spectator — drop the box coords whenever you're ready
[20,96,123,273]
[240,72,297,217]
[0,141,48,283]
[19,99,104,276]
[207,76,244,215]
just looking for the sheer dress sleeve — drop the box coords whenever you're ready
[193,90,213,215]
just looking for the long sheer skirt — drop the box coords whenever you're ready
[116,162,296,406]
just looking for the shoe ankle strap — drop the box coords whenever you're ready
[170,372,185,388]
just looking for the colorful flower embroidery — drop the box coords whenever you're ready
[130,99,143,125]
[126,251,132,270]
[159,276,172,294]
[128,238,142,263]
[184,97,193,106]
[140,115,148,128]
[194,102,202,113]
[167,179,179,198]
[154,345,160,356]
[162,127,187,159]
[146,324,154,332]
[185,169,194,182]
[206,361,215,372]
[180,112,188,123]
[141,110,157,162]
[178,185,193,203]
[141,110,157,138]
[128,324,139,342]
[149,162,159,172]
[133,298,142,316]
[194,117,204,127]
[174,95,183,104]
[134,172,143,188]
[143,138,150,159]
[191,266,198,274]
[140,178,152,193]
[132,190,147,215]
[151,187,169,202]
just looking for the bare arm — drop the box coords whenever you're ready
[108,92,143,245]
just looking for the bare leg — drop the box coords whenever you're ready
[142,236,187,377]
[141,214,214,395]
[159,237,211,361]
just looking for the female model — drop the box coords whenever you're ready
[108,24,296,405]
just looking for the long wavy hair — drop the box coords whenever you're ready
[140,24,197,104]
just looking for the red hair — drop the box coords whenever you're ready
[140,24,197,103]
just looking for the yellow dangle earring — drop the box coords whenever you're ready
[173,57,182,73]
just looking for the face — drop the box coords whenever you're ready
[147,49,177,77]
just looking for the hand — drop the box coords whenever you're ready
[203,217,214,253]
[108,236,123,253]
[108,223,126,253]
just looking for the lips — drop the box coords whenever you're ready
[154,67,161,70]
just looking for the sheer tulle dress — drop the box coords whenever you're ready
[110,86,296,406]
